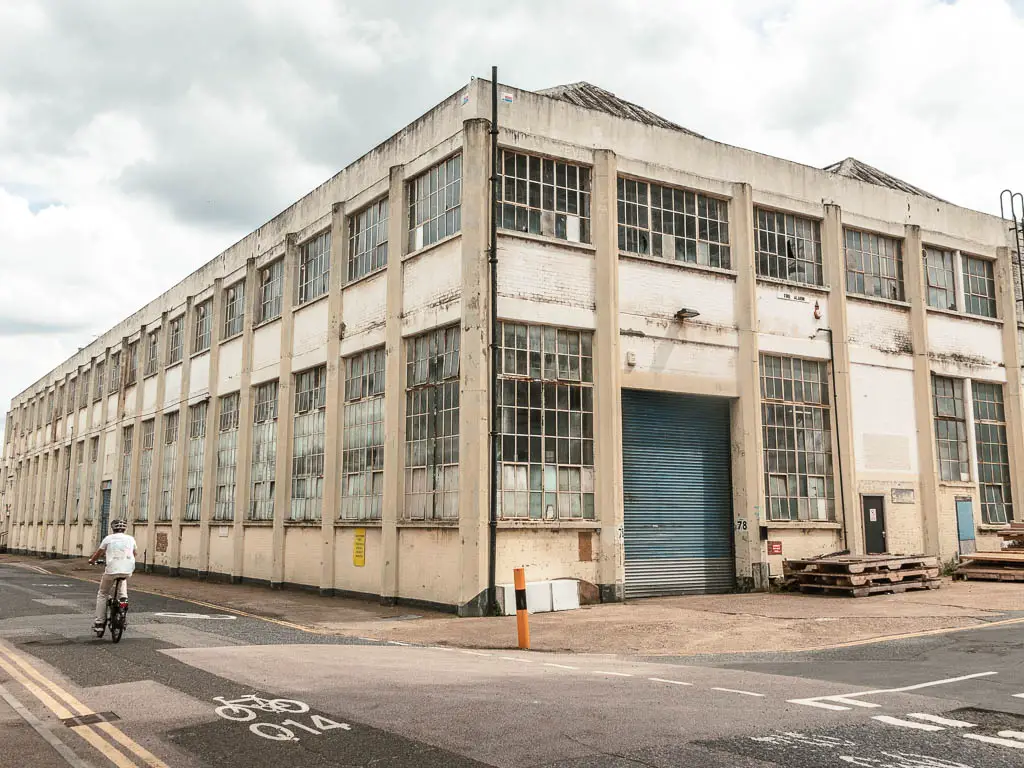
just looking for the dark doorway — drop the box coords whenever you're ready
[862,495,886,555]
[99,480,112,541]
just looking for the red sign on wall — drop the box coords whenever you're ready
[767,540,783,556]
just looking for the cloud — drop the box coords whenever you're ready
[2,0,1023,430]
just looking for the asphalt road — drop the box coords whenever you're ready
[2,561,1024,768]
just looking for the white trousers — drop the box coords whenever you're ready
[94,574,129,624]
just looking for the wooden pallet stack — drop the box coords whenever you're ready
[783,554,941,597]
[954,523,1024,582]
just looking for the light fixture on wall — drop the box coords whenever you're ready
[674,308,700,321]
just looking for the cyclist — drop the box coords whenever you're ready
[87,519,138,632]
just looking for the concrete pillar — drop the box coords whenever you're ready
[456,118,491,616]
[170,300,194,575]
[126,337,146,534]
[271,235,298,587]
[591,149,625,602]
[320,203,346,595]
[996,246,1024,523]
[731,182,768,589]
[905,225,941,556]
[145,315,169,571]
[822,204,861,554]
[198,279,224,578]
[232,259,258,582]
[380,165,406,604]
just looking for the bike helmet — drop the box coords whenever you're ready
[111,519,128,533]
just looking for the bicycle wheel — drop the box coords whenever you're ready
[215,705,256,722]
[111,614,124,643]
[270,699,310,714]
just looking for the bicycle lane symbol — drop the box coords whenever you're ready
[213,694,352,742]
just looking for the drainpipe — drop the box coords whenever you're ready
[816,328,848,551]
[487,66,500,616]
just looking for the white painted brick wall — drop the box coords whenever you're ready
[619,260,737,329]
[162,367,181,410]
[498,237,595,315]
[251,323,282,383]
[927,313,1003,369]
[756,284,828,340]
[404,241,462,317]
[292,299,329,357]
[850,364,918,474]
[189,353,210,399]
[142,377,157,413]
[621,336,737,383]
[342,271,386,338]
[218,338,243,393]
[847,300,912,355]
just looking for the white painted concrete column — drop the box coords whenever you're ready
[232,259,257,582]
[380,165,406,604]
[731,182,768,588]
[170,299,194,575]
[198,279,223,578]
[456,118,491,616]
[271,235,298,588]
[905,225,941,556]
[320,203,346,594]
[591,149,625,601]
[996,246,1024,523]
[822,204,861,554]
[145,315,169,570]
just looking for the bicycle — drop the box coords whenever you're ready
[92,564,129,643]
[213,695,310,722]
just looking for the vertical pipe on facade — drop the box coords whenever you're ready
[487,66,499,615]
[1000,190,1024,317]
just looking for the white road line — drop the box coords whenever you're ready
[500,656,533,663]
[712,688,765,697]
[461,650,492,656]
[431,646,457,652]
[648,677,693,686]
[1013,693,1024,699]
[789,671,998,710]
[593,671,632,677]
[0,682,92,768]
[387,641,411,646]
[906,713,976,728]
[872,715,945,732]
[963,733,1024,749]
[543,663,579,670]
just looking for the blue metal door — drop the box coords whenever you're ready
[956,497,976,555]
[621,390,735,597]
[99,480,112,542]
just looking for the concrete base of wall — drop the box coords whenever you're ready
[599,582,624,603]
[457,588,490,618]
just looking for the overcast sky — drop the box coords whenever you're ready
[2,0,1023,437]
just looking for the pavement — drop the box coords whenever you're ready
[2,555,1024,767]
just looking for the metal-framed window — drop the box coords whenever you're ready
[72,441,83,522]
[291,366,327,521]
[250,381,278,521]
[963,255,996,318]
[193,299,212,353]
[408,154,462,252]
[348,199,388,283]
[214,393,239,521]
[844,229,904,301]
[257,260,284,325]
[159,411,179,521]
[496,323,595,520]
[223,280,245,339]
[932,375,969,482]
[145,331,160,377]
[53,386,63,422]
[126,341,139,386]
[67,379,76,415]
[167,316,183,365]
[138,420,154,521]
[405,325,460,520]
[45,391,54,425]
[93,361,104,402]
[86,437,99,522]
[498,149,591,244]
[342,348,385,520]
[109,352,121,394]
[119,426,133,518]
[184,401,207,521]
[79,370,90,409]
[972,381,1012,524]
[760,355,835,522]
[755,208,823,286]
[59,447,71,522]
[924,247,956,310]
[297,231,331,306]
[618,177,730,268]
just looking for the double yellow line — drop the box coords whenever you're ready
[0,643,170,768]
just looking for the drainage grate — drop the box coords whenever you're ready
[62,712,121,728]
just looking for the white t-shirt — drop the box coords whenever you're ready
[100,533,137,576]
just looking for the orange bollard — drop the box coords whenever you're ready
[513,567,530,649]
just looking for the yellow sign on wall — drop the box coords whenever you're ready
[353,528,366,567]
